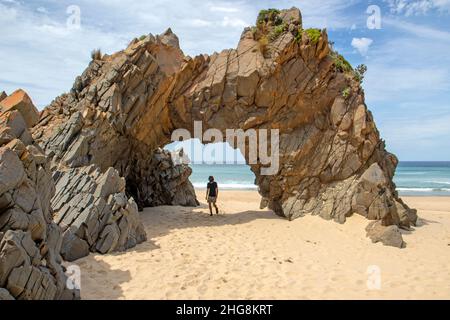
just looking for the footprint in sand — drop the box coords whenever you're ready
[197,284,208,294]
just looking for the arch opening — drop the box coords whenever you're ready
[165,138,258,191]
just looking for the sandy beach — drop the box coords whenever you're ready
[76,191,450,300]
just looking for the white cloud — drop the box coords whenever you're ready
[360,30,450,160]
[36,6,48,14]
[384,17,450,42]
[221,16,248,28]
[384,0,450,16]
[364,35,450,103]
[0,0,414,109]
[351,37,373,56]
[0,2,129,107]
[209,6,239,13]
[189,19,213,27]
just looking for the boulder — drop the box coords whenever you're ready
[0,89,40,128]
[60,229,90,262]
[366,221,405,248]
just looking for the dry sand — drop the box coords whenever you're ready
[77,191,450,300]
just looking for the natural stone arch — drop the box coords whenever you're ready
[31,8,417,260]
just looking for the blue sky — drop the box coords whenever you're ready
[0,0,449,161]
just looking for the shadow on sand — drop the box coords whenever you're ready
[76,259,132,300]
[74,201,281,299]
[129,202,281,254]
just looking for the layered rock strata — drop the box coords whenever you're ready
[0,91,78,300]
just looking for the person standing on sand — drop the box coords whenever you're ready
[206,176,219,216]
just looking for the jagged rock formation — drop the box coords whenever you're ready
[53,166,147,262]
[31,7,416,233]
[0,91,78,300]
[126,148,199,209]
[32,110,147,261]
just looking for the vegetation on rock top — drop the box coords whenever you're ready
[305,28,321,44]
[330,51,353,73]
[91,48,102,61]
[257,9,282,26]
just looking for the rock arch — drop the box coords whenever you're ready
[29,8,417,260]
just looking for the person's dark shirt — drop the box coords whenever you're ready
[207,181,218,197]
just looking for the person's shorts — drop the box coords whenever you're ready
[207,196,217,204]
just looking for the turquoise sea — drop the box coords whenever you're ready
[189,162,450,196]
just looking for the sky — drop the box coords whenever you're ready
[0,0,449,161]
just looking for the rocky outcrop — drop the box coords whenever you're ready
[31,109,147,260]
[366,220,405,248]
[0,89,40,128]
[30,29,197,260]
[126,148,199,209]
[31,7,415,242]
[53,166,147,262]
[0,95,78,300]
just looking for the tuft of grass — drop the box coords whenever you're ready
[139,34,147,41]
[91,48,102,61]
[331,51,353,73]
[269,22,288,41]
[342,87,350,99]
[305,28,321,44]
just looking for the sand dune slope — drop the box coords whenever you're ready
[76,192,450,300]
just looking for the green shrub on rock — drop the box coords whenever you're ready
[305,28,321,44]
[331,51,353,73]
[342,87,350,98]
[257,8,281,25]
[353,64,368,83]
[269,23,288,41]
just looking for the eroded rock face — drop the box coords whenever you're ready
[53,166,147,261]
[0,97,78,300]
[31,7,416,239]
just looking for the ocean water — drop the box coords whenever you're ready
[394,161,450,196]
[190,164,257,190]
[189,162,450,196]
